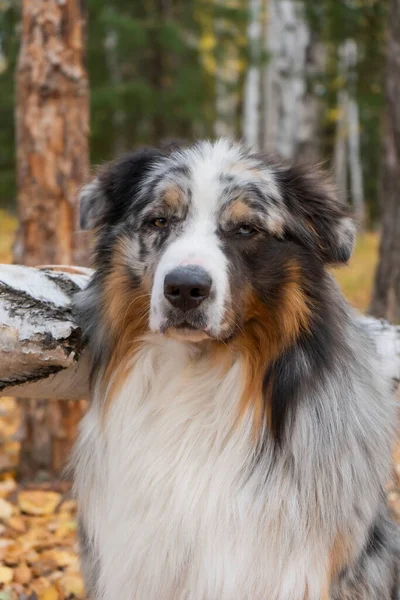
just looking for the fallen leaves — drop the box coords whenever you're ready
[18,492,61,517]
[0,567,13,585]
[0,484,84,599]
[0,500,13,521]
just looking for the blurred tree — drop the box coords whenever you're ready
[243,0,261,147]
[14,0,89,476]
[370,0,400,323]
[262,0,322,162]
[305,0,387,225]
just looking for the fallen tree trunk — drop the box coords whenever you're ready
[0,265,400,399]
[0,265,92,399]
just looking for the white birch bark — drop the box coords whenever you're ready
[334,75,349,202]
[346,40,366,228]
[214,1,240,138]
[335,39,366,226]
[0,265,400,400]
[0,265,92,399]
[243,0,262,148]
[262,0,322,161]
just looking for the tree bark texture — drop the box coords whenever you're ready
[14,0,90,267]
[0,265,91,400]
[370,0,400,323]
[262,0,322,162]
[14,0,90,474]
[0,265,400,402]
[243,0,261,148]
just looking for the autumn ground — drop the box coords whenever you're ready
[0,210,399,598]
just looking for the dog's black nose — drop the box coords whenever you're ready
[164,266,212,311]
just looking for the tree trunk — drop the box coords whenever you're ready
[214,0,240,138]
[262,0,321,162]
[346,41,366,229]
[243,0,261,148]
[14,0,90,476]
[335,40,366,227]
[15,0,89,267]
[334,43,349,204]
[370,0,400,323]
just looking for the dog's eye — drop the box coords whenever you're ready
[236,224,256,236]
[152,217,168,229]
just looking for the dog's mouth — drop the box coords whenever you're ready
[165,326,210,342]
[161,320,211,342]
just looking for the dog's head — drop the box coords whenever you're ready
[80,140,355,348]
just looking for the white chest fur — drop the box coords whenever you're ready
[75,337,334,600]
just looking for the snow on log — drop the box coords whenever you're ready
[0,265,399,400]
[0,265,92,399]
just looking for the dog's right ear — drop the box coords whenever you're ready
[79,148,165,230]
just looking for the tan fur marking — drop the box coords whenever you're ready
[162,185,184,210]
[101,238,151,409]
[225,199,253,222]
[233,260,312,440]
[328,533,353,582]
[228,162,264,178]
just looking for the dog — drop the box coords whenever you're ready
[73,139,398,599]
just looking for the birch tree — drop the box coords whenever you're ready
[334,40,366,228]
[262,0,321,162]
[243,0,261,148]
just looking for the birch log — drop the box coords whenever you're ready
[0,265,92,399]
[0,265,399,400]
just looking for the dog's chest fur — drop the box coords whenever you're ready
[75,335,389,600]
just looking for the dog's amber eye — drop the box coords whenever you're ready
[236,224,256,236]
[152,217,168,229]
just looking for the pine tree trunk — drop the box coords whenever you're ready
[14,0,89,477]
[370,0,400,323]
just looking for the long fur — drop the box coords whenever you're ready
[73,139,399,599]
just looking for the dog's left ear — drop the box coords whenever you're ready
[79,148,165,230]
[277,164,356,264]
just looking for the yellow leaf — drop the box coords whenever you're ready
[41,549,76,568]
[0,565,13,584]
[0,479,16,499]
[57,572,84,599]
[0,498,13,520]
[7,515,26,533]
[40,585,59,600]
[18,491,61,516]
[199,33,216,52]
[14,562,32,585]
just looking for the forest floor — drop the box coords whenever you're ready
[0,210,398,599]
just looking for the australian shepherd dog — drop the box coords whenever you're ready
[74,139,398,599]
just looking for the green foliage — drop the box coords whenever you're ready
[0,0,389,225]
[305,0,388,223]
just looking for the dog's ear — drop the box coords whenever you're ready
[79,148,164,230]
[277,164,356,264]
